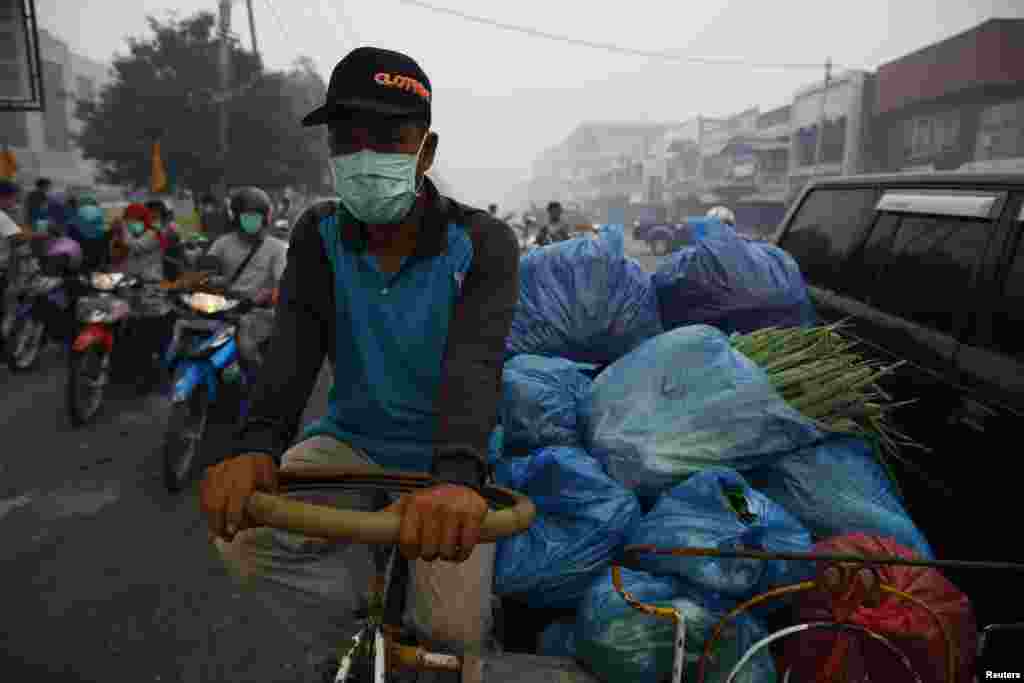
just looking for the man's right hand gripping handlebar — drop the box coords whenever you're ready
[200,453,279,541]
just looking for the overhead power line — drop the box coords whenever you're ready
[398,0,845,72]
[263,0,293,47]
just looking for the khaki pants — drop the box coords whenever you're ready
[214,436,496,676]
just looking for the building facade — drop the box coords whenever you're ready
[872,18,1024,174]
[0,28,112,189]
[788,69,875,200]
[529,122,671,208]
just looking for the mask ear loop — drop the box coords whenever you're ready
[413,131,431,196]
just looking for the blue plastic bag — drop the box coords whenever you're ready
[581,324,823,501]
[537,619,578,658]
[576,567,777,683]
[628,468,813,603]
[744,435,934,559]
[500,355,596,458]
[493,447,642,609]
[507,225,663,365]
[652,223,816,335]
[488,425,504,465]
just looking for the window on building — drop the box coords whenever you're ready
[976,99,1024,162]
[902,111,962,165]
[0,111,30,147]
[795,125,818,166]
[878,215,994,336]
[821,116,847,164]
[42,60,69,152]
[779,187,879,292]
[76,76,95,103]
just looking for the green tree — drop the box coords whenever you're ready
[76,11,329,198]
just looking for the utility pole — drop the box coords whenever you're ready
[216,0,232,199]
[245,0,261,66]
[814,57,833,175]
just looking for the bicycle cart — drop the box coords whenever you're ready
[238,465,1024,683]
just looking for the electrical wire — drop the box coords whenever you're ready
[397,0,847,72]
[262,0,292,47]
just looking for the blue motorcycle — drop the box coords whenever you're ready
[161,288,256,493]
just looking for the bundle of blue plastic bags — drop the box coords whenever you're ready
[744,435,934,559]
[493,446,641,610]
[581,324,823,501]
[652,219,816,335]
[575,567,776,683]
[507,225,663,366]
[628,468,813,604]
[500,355,596,458]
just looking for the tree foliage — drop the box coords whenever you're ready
[76,11,329,195]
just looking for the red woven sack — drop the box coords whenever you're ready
[779,533,976,683]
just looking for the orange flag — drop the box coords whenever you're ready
[150,140,168,194]
[0,147,17,179]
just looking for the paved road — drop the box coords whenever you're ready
[0,236,663,682]
[0,346,334,682]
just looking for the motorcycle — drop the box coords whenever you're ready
[161,288,256,493]
[5,268,73,372]
[66,272,174,426]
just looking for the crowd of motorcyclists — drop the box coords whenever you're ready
[0,175,290,488]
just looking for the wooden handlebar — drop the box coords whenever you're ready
[244,485,536,545]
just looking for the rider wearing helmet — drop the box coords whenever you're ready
[113,203,164,281]
[200,186,287,305]
[706,205,737,227]
[200,186,288,374]
[72,193,110,271]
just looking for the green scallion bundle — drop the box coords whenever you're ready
[729,321,923,468]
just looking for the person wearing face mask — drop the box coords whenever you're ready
[72,193,110,271]
[197,186,286,375]
[199,47,519,681]
[199,186,286,306]
[112,203,163,281]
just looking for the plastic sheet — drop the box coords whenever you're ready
[744,435,933,559]
[488,425,504,465]
[653,223,816,335]
[628,468,812,603]
[507,225,663,366]
[581,324,823,501]
[576,567,777,683]
[493,447,642,610]
[500,355,596,458]
[780,533,977,683]
[537,618,578,659]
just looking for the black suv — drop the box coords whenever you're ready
[773,172,1023,628]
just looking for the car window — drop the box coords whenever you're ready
[994,227,1024,356]
[844,213,902,303]
[780,187,878,292]
[879,214,995,336]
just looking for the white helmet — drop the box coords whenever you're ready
[707,206,736,226]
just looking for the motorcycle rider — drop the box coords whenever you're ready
[23,177,51,231]
[199,46,519,682]
[197,186,287,374]
[534,200,570,246]
[109,203,175,389]
[71,192,110,271]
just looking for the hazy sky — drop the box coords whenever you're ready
[36,0,1024,208]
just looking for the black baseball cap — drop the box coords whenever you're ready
[302,47,432,127]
